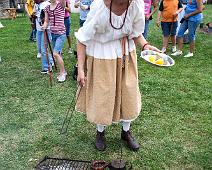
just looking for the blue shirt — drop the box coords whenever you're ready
[75,0,93,21]
[185,0,202,22]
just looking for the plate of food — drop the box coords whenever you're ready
[140,50,175,67]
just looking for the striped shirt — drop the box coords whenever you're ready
[45,3,66,35]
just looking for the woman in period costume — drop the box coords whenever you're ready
[75,0,160,151]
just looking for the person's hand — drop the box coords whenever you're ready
[31,22,35,29]
[77,69,86,87]
[143,44,161,53]
[80,4,88,10]
[145,15,150,20]
[156,20,160,27]
[41,23,47,31]
[74,1,80,8]
[184,14,190,19]
[173,11,178,18]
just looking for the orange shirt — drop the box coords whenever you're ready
[159,0,182,22]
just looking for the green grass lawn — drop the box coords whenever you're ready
[0,5,212,170]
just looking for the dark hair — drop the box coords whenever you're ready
[40,9,45,24]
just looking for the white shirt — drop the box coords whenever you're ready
[34,1,51,31]
[75,0,145,59]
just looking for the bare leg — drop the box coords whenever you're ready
[177,37,184,51]
[53,52,65,74]
[171,35,176,46]
[163,36,169,49]
[189,41,195,53]
[67,35,71,49]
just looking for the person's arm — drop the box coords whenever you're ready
[42,11,49,30]
[148,0,158,18]
[77,41,86,87]
[133,35,160,52]
[65,0,71,13]
[156,1,163,27]
[184,0,203,19]
[173,0,183,18]
[156,11,161,27]
[74,0,80,8]
[25,2,31,18]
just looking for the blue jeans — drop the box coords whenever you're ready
[51,33,66,54]
[36,30,53,71]
[143,19,150,39]
[64,17,71,36]
[177,19,201,42]
[30,18,37,40]
[80,19,85,27]
[161,22,178,36]
[30,28,37,40]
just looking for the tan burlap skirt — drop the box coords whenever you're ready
[75,50,141,125]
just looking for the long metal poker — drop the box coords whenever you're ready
[60,85,82,134]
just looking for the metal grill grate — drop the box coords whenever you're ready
[35,156,91,170]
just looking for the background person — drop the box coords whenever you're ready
[43,0,67,82]
[75,0,160,152]
[143,0,158,39]
[25,0,37,42]
[9,0,16,8]
[34,0,54,74]
[171,0,203,57]
[64,0,72,54]
[74,0,93,27]
[156,0,183,53]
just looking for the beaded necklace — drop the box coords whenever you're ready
[109,0,130,30]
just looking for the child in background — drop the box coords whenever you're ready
[72,0,93,81]
[64,0,72,54]
[43,0,67,82]
[156,0,183,53]
[25,0,37,43]
[34,0,54,74]
[74,0,93,27]
[143,0,158,39]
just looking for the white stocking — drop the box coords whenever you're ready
[96,124,105,132]
[122,121,131,132]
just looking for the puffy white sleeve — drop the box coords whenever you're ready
[129,0,145,39]
[74,0,101,46]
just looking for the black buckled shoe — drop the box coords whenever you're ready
[95,131,106,151]
[121,129,140,151]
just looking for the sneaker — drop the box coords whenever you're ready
[57,72,67,82]
[161,47,166,53]
[57,71,67,79]
[30,38,36,42]
[68,48,73,54]
[37,53,41,59]
[41,70,49,74]
[171,46,177,53]
[184,52,193,58]
[171,50,182,56]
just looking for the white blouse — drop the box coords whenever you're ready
[75,0,145,59]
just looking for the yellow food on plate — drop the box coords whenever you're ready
[149,55,156,63]
[155,58,164,65]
